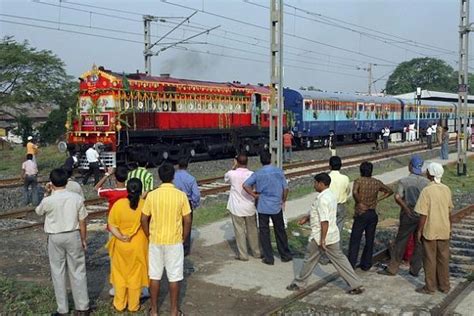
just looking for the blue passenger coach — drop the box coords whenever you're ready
[284,88,403,148]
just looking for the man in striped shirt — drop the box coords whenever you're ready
[127,155,153,193]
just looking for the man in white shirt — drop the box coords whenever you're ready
[21,153,39,206]
[224,154,261,261]
[82,144,101,185]
[35,168,89,315]
[426,124,433,149]
[409,122,416,142]
[431,122,438,143]
[382,126,390,149]
[287,173,364,294]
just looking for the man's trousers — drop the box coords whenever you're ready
[292,240,361,290]
[386,212,422,275]
[48,230,89,314]
[258,210,292,263]
[422,238,450,293]
[348,209,378,270]
[230,213,261,260]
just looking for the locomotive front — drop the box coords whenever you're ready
[64,65,119,169]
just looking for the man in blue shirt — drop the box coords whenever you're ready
[173,158,201,256]
[243,151,292,265]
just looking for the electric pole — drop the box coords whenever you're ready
[144,15,159,75]
[270,0,284,168]
[143,13,218,76]
[368,63,373,95]
[457,0,471,175]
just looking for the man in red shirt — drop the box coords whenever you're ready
[283,130,294,163]
[94,165,128,211]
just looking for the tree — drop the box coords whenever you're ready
[39,81,78,144]
[0,36,72,117]
[13,114,34,145]
[385,58,456,95]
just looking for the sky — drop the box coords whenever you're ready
[0,0,470,94]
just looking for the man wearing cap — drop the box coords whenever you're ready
[378,155,429,277]
[26,136,39,163]
[414,162,453,294]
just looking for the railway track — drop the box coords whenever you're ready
[0,140,446,190]
[264,204,474,315]
[0,141,454,232]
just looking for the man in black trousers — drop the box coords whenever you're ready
[243,151,292,265]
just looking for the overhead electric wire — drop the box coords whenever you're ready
[32,0,142,23]
[0,15,367,79]
[243,0,452,58]
[0,13,200,46]
[161,0,398,65]
[34,0,388,69]
[172,45,367,79]
[61,0,187,19]
[282,2,455,55]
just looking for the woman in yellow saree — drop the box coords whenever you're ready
[107,178,148,312]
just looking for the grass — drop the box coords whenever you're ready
[193,202,228,227]
[0,144,67,177]
[0,276,56,314]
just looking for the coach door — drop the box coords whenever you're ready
[251,93,262,126]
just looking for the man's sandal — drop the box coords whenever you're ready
[415,287,435,294]
[347,287,365,295]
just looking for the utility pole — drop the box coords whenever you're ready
[270,0,284,167]
[457,0,471,175]
[143,12,218,76]
[368,63,373,95]
[144,15,159,75]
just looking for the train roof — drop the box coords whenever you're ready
[289,89,401,103]
[93,66,269,93]
[395,90,474,104]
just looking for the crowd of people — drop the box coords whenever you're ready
[18,134,458,315]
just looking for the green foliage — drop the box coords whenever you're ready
[385,58,457,95]
[0,36,73,115]
[12,114,34,145]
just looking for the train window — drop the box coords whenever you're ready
[304,100,311,110]
[243,104,247,113]
[171,101,177,112]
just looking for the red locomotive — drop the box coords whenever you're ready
[66,65,281,167]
